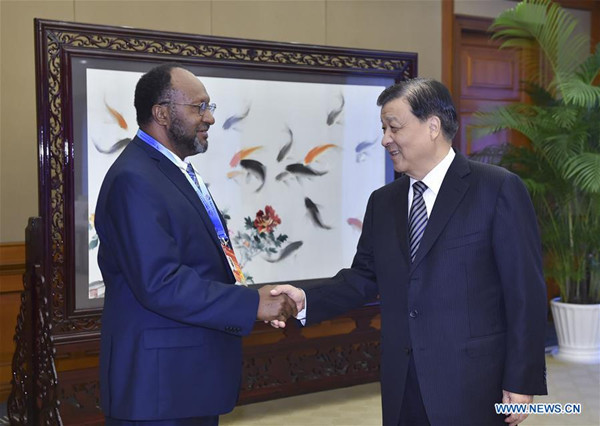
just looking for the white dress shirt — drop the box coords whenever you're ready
[408,148,455,218]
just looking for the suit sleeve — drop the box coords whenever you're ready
[97,171,259,335]
[493,172,547,395]
[305,193,379,325]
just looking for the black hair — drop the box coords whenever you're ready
[377,78,459,141]
[134,62,185,126]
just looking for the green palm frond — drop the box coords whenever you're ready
[523,81,557,106]
[538,134,580,166]
[563,153,600,193]
[549,104,578,127]
[501,145,567,193]
[521,177,555,197]
[472,105,539,139]
[576,43,600,84]
[559,78,600,107]
[491,0,589,94]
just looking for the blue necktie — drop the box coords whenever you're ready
[409,181,428,262]
[186,163,200,188]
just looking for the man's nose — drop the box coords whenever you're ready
[381,131,391,147]
[203,109,216,125]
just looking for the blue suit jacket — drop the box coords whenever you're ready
[95,137,259,420]
[305,152,548,425]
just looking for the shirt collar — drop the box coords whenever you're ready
[410,147,455,195]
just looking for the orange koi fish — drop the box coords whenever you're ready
[104,100,128,130]
[347,218,363,231]
[229,146,263,167]
[226,170,245,179]
[304,144,338,164]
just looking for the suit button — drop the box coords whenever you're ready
[409,310,419,318]
[404,347,412,355]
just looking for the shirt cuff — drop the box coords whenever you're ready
[295,289,307,326]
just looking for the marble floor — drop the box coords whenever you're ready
[221,355,600,426]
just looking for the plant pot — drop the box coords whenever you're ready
[550,297,600,364]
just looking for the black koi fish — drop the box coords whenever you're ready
[93,138,131,154]
[264,241,303,263]
[277,126,294,162]
[275,171,290,181]
[286,163,328,176]
[326,95,345,126]
[305,197,331,230]
[240,159,266,192]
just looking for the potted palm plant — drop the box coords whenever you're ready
[476,0,600,363]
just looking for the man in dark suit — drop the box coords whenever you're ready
[272,78,548,425]
[95,63,297,425]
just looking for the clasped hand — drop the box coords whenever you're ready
[257,285,297,327]
[256,285,306,328]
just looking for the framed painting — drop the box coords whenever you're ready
[35,19,417,343]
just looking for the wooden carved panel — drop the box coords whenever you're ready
[50,307,381,424]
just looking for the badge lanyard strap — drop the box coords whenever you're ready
[137,129,229,243]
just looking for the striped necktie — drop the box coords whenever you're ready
[409,181,428,262]
[186,163,200,188]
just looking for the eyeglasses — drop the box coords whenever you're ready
[158,101,217,116]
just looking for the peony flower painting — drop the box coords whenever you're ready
[232,205,302,283]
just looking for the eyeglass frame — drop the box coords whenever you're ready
[158,101,217,115]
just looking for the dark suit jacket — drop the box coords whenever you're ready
[95,136,259,420]
[305,152,548,425]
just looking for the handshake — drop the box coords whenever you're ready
[256,285,305,328]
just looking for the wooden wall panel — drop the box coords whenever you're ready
[0,242,26,401]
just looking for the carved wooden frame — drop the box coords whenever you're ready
[34,18,416,344]
[16,19,417,424]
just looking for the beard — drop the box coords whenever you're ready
[167,113,208,157]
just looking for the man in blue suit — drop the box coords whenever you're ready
[95,63,297,425]
[272,79,548,425]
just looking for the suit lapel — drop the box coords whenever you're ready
[411,152,471,271]
[391,177,411,262]
[133,138,225,257]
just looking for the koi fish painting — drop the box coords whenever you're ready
[286,163,328,177]
[304,144,338,165]
[305,197,331,230]
[104,99,128,130]
[355,138,378,162]
[222,105,251,130]
[277,126,294,162]
[326,94,344,126]
[230,146,263,167]
[240,159,266,192]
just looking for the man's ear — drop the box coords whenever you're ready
[152,104,169,126]
[428,115,442,140]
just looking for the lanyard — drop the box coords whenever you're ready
[136,129,229,243]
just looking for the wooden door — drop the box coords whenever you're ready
[453,16,525,156]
